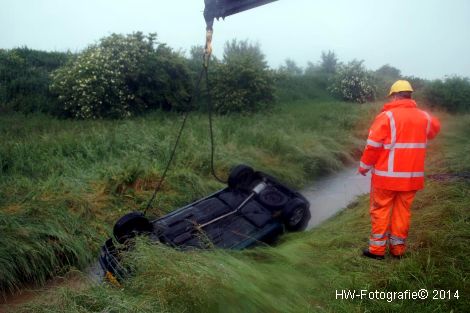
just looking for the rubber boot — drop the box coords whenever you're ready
[362,249,385,260]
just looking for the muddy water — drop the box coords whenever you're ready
[302,166,371,230]
[0,274,85,313]
[0,264,102,313]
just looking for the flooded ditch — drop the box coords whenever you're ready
[302,165,370,230]
[1,165,371,311]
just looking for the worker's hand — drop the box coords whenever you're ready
[358,167,369,176]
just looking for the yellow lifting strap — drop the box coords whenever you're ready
[105,271,122,288]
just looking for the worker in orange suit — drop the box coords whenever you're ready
[358,80,440,259]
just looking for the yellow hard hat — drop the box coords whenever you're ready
[388,80,414,97]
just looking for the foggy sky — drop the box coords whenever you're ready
[1,0,469,79]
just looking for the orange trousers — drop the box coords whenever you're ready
[368,187,417,256]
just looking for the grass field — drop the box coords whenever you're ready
[0,100,370,294]
[9,110,469,313]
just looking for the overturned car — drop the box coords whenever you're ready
[100,165,310,279]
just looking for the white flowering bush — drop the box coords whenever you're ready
[51,33,191,119]
[329,60,376,103]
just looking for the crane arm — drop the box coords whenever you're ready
[204,0,278,29]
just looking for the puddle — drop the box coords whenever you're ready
[302,166,371,230]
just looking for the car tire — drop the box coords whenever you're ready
[228,164,254,190]
[258,187,289,210]
[282,199,310,232]
[113,212,153,244]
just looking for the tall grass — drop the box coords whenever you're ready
[0,100,368,294]
[14,112,469,313]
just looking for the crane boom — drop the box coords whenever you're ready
[204,0,278,28]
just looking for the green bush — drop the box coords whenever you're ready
[210,39,275,114]
[272,51,336,103]
[0,48,70,113]
[329,60,376,103]
[50,33,191,119]
[422,76,470,112]
[274,72,330,102]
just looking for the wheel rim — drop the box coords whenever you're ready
[259,188,288,209]
[289,207,305,226]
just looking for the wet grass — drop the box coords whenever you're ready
[0,100,370,294]
[13,112,470,313]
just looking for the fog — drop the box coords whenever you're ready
[1,0,469,79]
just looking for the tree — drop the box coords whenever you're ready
[375,64,401,80]
[304,61,321,76]
[320,50,338,75]
[373,64,402,98]
[210,39,275,114]
[278,58,303,76]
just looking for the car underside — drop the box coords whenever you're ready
[99,164,310,280]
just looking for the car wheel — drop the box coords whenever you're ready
[228,164,254,189]
[258,187,289,210]
[113,212,153,244]
[282,199,310,231]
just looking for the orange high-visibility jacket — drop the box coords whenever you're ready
[360,99,440,191]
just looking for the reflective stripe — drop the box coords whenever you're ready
[383,143,427,149]
[385,111,397,145]
[360,161,373,170]
[371,233,386,239]
[367,139,383,148]
[374,170,424,178]
[369,239,387,246]
[367,140,427,150]
[390,235,406,245]
[389,238,402,245]
[385,111,396,172]
[380,111,427,178]
[390,234,406,240]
